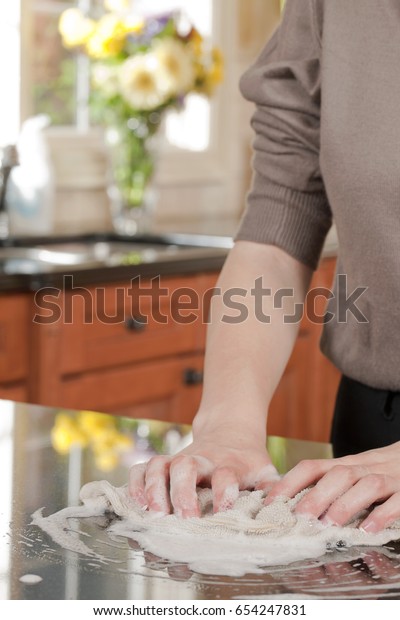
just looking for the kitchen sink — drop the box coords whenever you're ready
[0,233,231,275]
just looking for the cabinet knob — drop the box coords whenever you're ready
[183,368,203,386]
[125,315,147,332]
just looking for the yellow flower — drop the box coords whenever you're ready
[119,54,170,110]
[153,39,195,96]
[94,451,119,472]
[59,8,95,49]
[77,410,115,436]
[188,28,204,58]
[51,413,88,455]
[196,46,224,96]
[104,0,130,12]
[85,14,127,59]
[123,14,145,35]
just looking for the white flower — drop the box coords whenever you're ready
[92,64,120,98]
[152,39,195,97]
[119,54,170,111]
[59,8,95,48]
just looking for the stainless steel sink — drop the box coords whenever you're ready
[0,237,230,273]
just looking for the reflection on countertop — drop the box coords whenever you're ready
[2,399,400,601]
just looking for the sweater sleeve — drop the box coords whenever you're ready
[234,0,331,270]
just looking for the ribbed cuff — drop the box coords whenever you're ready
[234,182,332,270]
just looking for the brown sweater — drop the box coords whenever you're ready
[234,0,400,391]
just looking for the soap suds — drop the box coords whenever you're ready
[19,574,43,585]
[31,480,400,577]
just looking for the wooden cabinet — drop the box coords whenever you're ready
[30,272,216,424]
[268,257,341,442]
[0,256,340,443]
[0,293,30,402]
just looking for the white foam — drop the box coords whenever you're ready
[31,481,400,577]
[19,574,43,585]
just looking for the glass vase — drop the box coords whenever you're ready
[106,117,160,236]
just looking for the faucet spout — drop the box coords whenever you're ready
[0,144,19,239]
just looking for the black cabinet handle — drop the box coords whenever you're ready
[183,368,204,386]
[125,315,147,332]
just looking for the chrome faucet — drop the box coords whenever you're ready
[0,145,19,239]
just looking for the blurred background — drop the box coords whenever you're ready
[0,0,281,235]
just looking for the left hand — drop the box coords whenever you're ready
[264,441,400,533]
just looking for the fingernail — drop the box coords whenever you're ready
[360,520,379,534]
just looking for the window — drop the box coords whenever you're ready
[4,0,241,221]
[0,3,21,146]
[24,0,216,153]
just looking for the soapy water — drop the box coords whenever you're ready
[11,481,400,599]
[12,514,400,599]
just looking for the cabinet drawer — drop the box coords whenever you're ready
[0,294,29,382]
[59,354,204,422]
[56,275,205,374]
[0,382,28,403]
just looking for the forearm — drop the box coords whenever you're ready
[194,240,312,443]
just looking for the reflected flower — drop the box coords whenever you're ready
[51,410,133,472]
[51,413,88,455]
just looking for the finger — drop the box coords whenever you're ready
[360,490,400,533]
[264,459,336,505]
[294,464,369,520]
[211,467,239,513]
[322,474,396,527]
[169,455,212,518]
[128,462,147,507]
[254,464,281,492]
[144,455,172,515]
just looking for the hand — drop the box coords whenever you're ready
[265,442,400,533]
[128,426,279,518]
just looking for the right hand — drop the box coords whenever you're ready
[128,425,279,518]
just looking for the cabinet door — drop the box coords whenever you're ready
[58,354,204,424]
[268,257,341,443]
[0,382,28,403]
[0,294,29,383]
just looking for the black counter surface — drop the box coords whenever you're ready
[0,232,231,292]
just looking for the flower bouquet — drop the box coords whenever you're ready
[59,0,224,233]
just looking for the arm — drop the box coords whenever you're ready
[130,0,332,517]
[129,240,312,517]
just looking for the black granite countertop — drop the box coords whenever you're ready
[0,232,232,293]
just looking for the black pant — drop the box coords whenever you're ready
[331,375,400,457]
